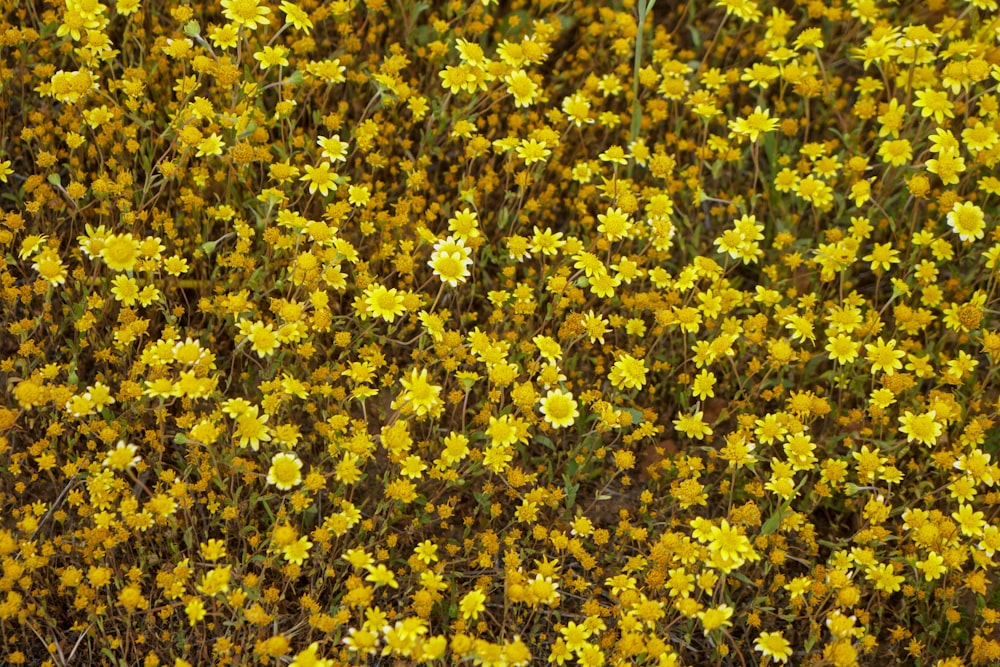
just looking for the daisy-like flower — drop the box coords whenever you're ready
[300,161,337,196]
[504,69,539,107]
[317,134,349,162]
[253,45,289,69]
[428,235,473,286]
[946,201,986,242]
[727,106,778,142]
[196,133,224,157]
[364,283,406,322]
[898,410,942,447]
[393,368,443,416]
[865,336,904,375]
[103,441,141,470]
[754,631,793,664]
[209,23,240,50]
[235,405,271,450]
[100,233,140,271]
[459,589,486,620]
[279,0,312,33]
[19,234,48,259]
[608,353,647,390]
[33,247,68,285]
[539,389,578,429]
[221,0,271,30]
[267,452,303,490]
[698,604,734,634]
[674,410,713,440]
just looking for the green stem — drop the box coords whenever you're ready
[628,0,656,178]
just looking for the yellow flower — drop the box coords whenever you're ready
[221,0,271,29]
[539,389,578,429]
[946,201,986,242]
[19,234,47,259]
[185,598,207,625]
[898,410,941,447]
[394,368,443,416]
[209,23,240,50]
[755,631,793,664]
[267,452,303,490]
[429,235,472,286]
[283,536,312,564]
[195,133,224,157]
[300,161,337,196]
[459,589,486,620]
[728,106,778,142]
[365,563,398,588]
[916,551,946,581]
[825,333,860,364]
[698,604,734,633]
[597,207,631,242]
[254,45,289,69]
[235,405,271,450]
[609,354,648,391]
[279,0,313,33]
[866,562,903,593]
[102,441,141,470]
[864,336,904,375]
[364,283,406,322]
[674,410,713,440]
[504,69,539,107]
[101,233,140,271]
[243,320,279,357]
[862,242,899,272]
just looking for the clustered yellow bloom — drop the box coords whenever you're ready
[5,0,1000,665]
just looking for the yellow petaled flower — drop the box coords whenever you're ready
[728,106,778,142]
[33,248,68,286]
[674,410,713,440]
[254,45,290,69]
[102,441,141,470]
[235,405,271,450]
[283,536,312,564]
[364,283,406,322]
[101,233,140,271]
[300,161,337,196]
[825,333,860,364]
[459,589,486,620]
[865,336,904,375]
[221,0,271,29]
[504,69,539,107]
[755,631,793,664]
[609,354,648,391]
[279,0,313,33]
[429,235,472,286]
[19,234,47,259]
[898,410,942,447]
[597,207,631,242]
[244,320,279,357]
[698,604,734,633]
[946,201,986,242]
[394,368,443,416]
[267,452,303,490]
[185,598,207,626]
[209,23,239,49]
[539,389,578,429]
[196,133,224,157]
